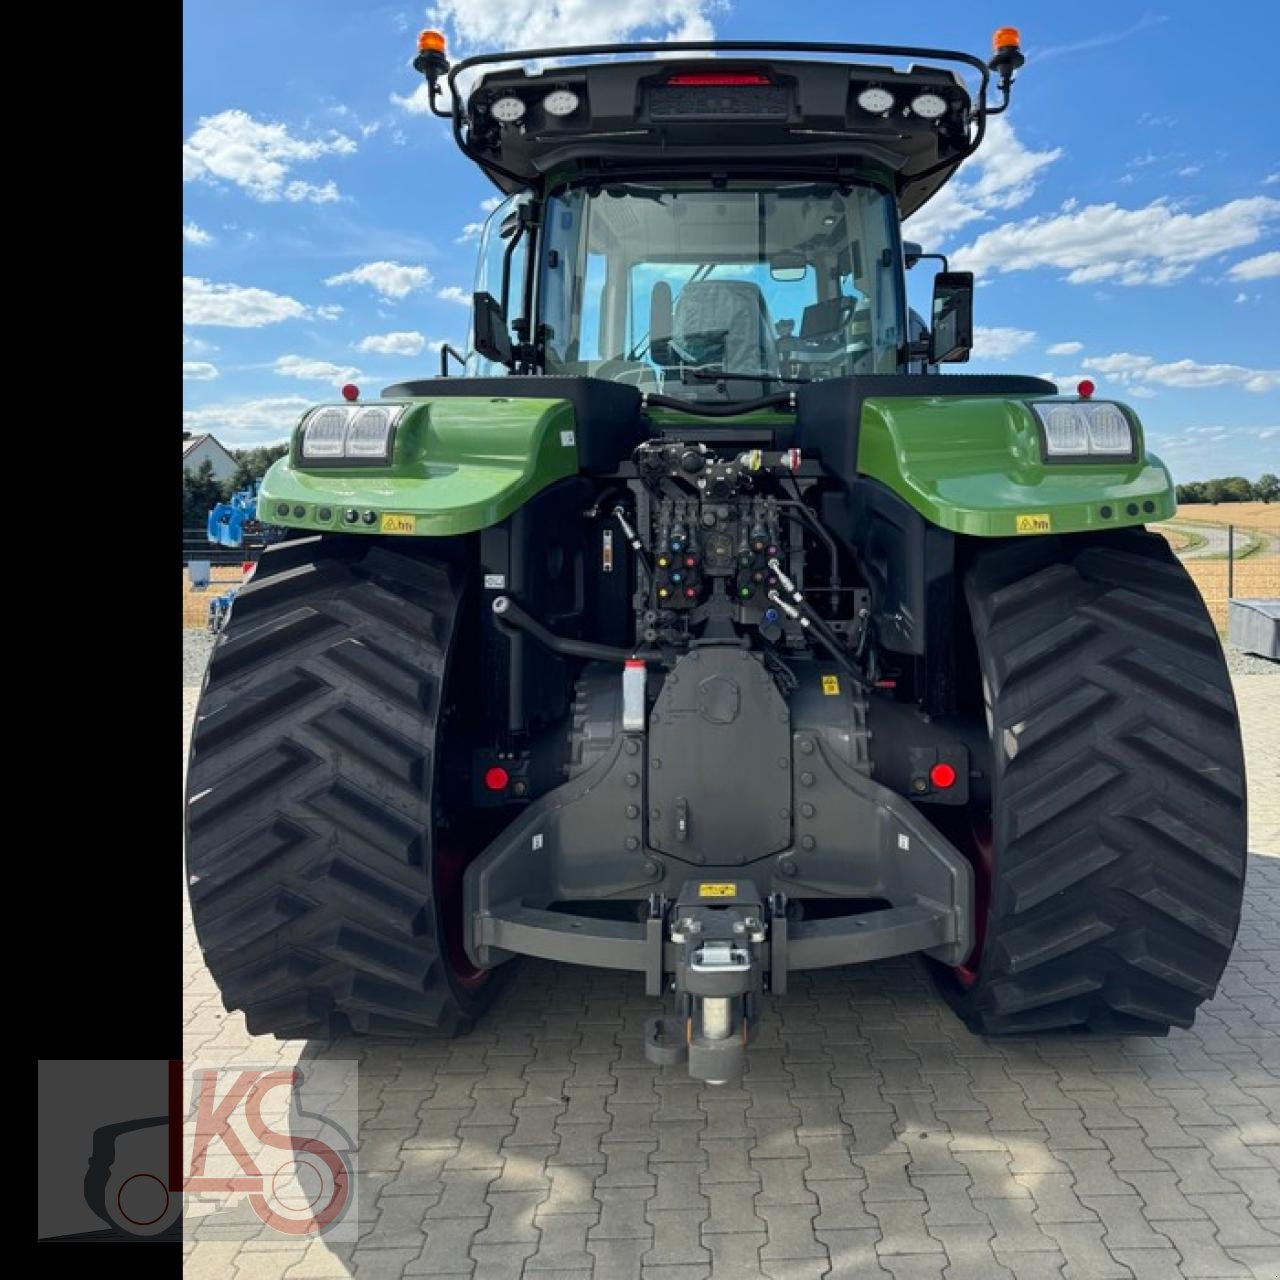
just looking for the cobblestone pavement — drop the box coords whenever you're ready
[182,679,1280,1280]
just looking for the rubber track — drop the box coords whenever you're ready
[186,535,482,1039]
[950,529,1248,1035]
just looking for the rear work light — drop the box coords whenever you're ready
[1030,401,1136,461]
[299,404,406,464]
[666,72,772,86]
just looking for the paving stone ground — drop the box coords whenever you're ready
[182,675,1280,1279]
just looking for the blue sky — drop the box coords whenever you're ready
[183,1,1279,480]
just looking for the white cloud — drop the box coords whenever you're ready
[1177,165,1202,178]
[394,1,719,112]
[1265,173,1279,186]
[1235,291,1250,304]
[905,118,1062,247]
[324,260,431,300]
[315,304,344,321]
[183,109,356,202]
[183,220,213,246]
[1081,351,1279,394]
[1226,250,1280,282]
[182,395,311,445]
[273,354,362,384]
[355,331,425,356]
[183,361,219,380]
[953,196,1280,286]
[283,178,340,204]
[1046,340,1083,356]
[971,326,1036,360]
[437,285,471,305]
[455,195,505,242]
[183,276,307,327]
[183,333,218,355]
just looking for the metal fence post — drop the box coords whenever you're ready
[1227,524,1234,599]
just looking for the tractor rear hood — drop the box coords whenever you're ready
[460,50,978,218]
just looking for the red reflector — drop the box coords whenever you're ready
[1077,379,1096,400]
[484,766,510,792]
[341,383,360,402]
[930,762,958,789]
[666,72,771,86]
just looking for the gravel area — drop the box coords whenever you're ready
[1225,645,1278,675]
[183,628,214,687]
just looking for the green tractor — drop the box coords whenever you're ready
[186,29,1247,1083]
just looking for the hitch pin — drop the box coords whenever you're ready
[613,507,644,552]
[767,558,804,605]
[767,589,810,628]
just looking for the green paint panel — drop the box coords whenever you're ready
[258,397,580,536]
[857,395,1176,536]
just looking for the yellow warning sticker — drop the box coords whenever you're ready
[380,513,417,535]
[699,883,737,898]
[1015,513,1052,535]
[821,675,841,696]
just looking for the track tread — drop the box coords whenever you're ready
[186,535,487,1040]
[946,529,1247,1036]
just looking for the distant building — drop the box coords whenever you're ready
[183,433,236,481]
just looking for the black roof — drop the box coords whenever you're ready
[444,41,998,221]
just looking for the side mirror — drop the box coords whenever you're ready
[472,291,514,367]
[929,271,973,364]
[902,241,923,270]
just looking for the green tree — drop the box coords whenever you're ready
[183,458,224,528]
[1176,481,1206,504]
[1220,476,1255,503]
[1255,473,1279,503]
[224,443,289,498]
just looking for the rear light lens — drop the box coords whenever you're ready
[299,404,405,463]
[542,89,580,117]
[1081,403,1133,454]
[666,72,771,86]
[1037,404,1090,456]
[1031,402,1136,460]
[490,95,526,123]
[930,762,957,789]
[300,407,348,458]
[345,406,395,458]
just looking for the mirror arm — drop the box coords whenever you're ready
[439,343,466,377]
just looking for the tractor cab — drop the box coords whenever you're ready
[413,34,1027,408]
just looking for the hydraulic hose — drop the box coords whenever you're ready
[492,595,663,664]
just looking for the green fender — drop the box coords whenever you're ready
[856,395,1176,536]
[257,397,580,537]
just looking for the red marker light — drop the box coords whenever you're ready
[341,383,360,402]
[685,555,697,568]
[684,586,697,599]
[667,72,771,86]
[1077,379,1095,400]
[484,766,510,792]
[930,762,958,789]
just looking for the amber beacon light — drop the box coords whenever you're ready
[987,24,1026,97]
[413,28,452,116]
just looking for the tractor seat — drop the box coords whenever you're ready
[670,280,780,376]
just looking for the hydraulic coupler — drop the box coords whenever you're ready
[644,881,768,1084]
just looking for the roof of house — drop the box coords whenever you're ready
[183,433,234,461]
